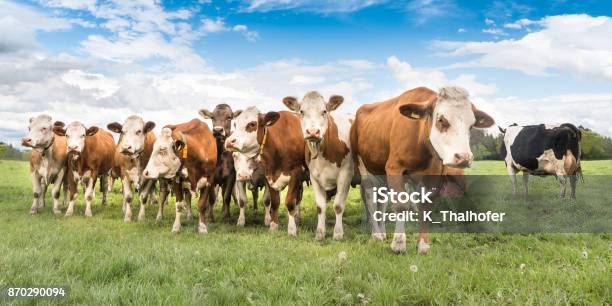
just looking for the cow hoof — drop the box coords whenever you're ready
[171,223,181,233]
[372,233,386,241]
[138,214,145,222]
[417,239,431,255]
[85,210,93,218]
[186,214,193,222]
[156,214,163,222]
[29,210,38,215]
[264,215,271,227]
[269,221,278,232]
[315,228,325,241]
[390,234,407,254]
[198,223,208,234]
[237,217,245,227]
[65,210,73,217]
[124,216,131,223]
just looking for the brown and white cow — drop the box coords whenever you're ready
[225,107,305,235]
[283,91,354,240]
[53,121,115,217]
[351,86,494,253]
[107,116,158,222]
[199,104,239,222]
[232,151,271,226]
[143,119,217,234]
[22,114,68,215]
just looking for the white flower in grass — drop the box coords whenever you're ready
[338,251,348,261]
[519,263,526,270]
[410,264,418,273]
[581,250,588,259]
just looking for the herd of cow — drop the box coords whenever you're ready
[21,86,583,253]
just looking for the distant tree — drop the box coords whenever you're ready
[0,142,29,161]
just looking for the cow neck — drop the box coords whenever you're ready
[175,132,189,178]
[214,136,225,163]
[37,135,55,157]
[310,115,348,168]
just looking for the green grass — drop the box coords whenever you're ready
[0,160,610,305]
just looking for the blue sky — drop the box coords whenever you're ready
[1,0,612,145]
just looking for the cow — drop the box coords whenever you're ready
[107,116,158,222]
[199,104,239,222]
[232,151,271,226]
[282,91,354,240]
[225,107,306,236]
[21,114,68,215]
[142,119,217,234]
[52,121,115,217]
[351,86,494,253]
[499,123,582,199]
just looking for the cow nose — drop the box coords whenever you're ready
[226,138,237,149]
[306,128,321,138]
[21,137,31,144]
[238,173,251,181]
[453,153,473,167]
[68,145,78,151]
[213,127,224,135]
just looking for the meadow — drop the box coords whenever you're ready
[0,160,610,305]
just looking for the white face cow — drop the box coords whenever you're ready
[143,127,183,179]
[22,114,55,150]
[399,86,494,168]
[107,116,155,155]
[283,91,344,143]
[224,106,261,157]
[233,151,259,181]
[52,121,99,154]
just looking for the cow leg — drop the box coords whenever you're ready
[84,173,97,217]
[236,182,247,227]
[263,184,271,226]
[197,184,213,234]
[172,180,185,233]
[558,175,567,198]
[333,170,351,241]
[222,181,233,222]
[137,179,154,222]
[268,188,281,232]
[507,165,518,195]
[522,172,529,197]
[360,177,386,241]
[30,174,42,215]
[122,179,133,222]
[65,175,77,217]
[569,175,577,199]
[100,173,109,206]
[252,185,259,210]
[51,168,65,215]
[40,183,48,209]
[62,178,68,208]
[184,187,193,221]
[312,179,328,240]
[285,170,301,237]
[157,180,169,222]
[387,175,408,253]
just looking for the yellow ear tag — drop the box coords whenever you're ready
[182,146,188,159]
[410,112,421,119]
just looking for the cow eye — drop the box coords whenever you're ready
[246,122,255,129]
[299,110,304,115]
[436,116,450,131]
[322,110,327,116]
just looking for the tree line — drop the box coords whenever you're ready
[470,126,612,160]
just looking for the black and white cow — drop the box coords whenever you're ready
[500,123,582,198]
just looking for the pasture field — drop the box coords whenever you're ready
[0,159,610,305]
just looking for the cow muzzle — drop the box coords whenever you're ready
[446,153,473,168]
[68,145,81,153]
[213,127,225,137]
[305,128,321,140]
[21,137,33,147]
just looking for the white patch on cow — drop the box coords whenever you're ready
[65,122,88,153]
[287,214,297,236]
[268,173,291,191]
[126,166,140,186]
[537,149,567,176]
[119,116,148,154]
[196,177,209,189]
[144,127,182,179]
[198,221,208,234]
[225,106,260,157]
[269,221,278,232]
[390,233,407,253]
[417,238,431,254]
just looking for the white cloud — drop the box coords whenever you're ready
[503,18,536,29]
[438,14,612,81]
[406,0,458,24]
[201,18,227,33]
[61,69,120,99]
[338,59,377,70]
[482,28,506,36]
[386,56,497,97]
[232,24,259,42]
[242,0,385,13]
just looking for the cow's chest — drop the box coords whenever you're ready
[267,173,291,191]
[308,157,341,190]
[35,154,59,184]
[125,163,141,186]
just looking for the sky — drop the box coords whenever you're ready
[1,0,612,146]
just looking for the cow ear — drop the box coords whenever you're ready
[52,125,66,136]
[144,121,155,133]
[473,109,494,128]
[283,97,300,112]
[261,112,280,126]
[232,110,242,119]
[399,103,431,120]
[53,121,65,128]
[29,117,35,123]
[173,139,185,152]
[86,126,99,136]
[107,122,122,133]
[199,109,213,119]
[327,95,344,111]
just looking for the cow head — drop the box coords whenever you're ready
[107,116,155,156]
[52,121,99,154]
[143,127,183,179]
[233,151,259,181]
[224,106,280,157]
[283,91,344,145]
[22,114,55,150]
[199,104,241,138]
[399,86,494,168]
